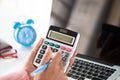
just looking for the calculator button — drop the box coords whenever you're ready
[38,54,43,59]
[61,46,66,50]
[42,45,47,50]
[40,49,45,54]
[64,52,69,57]
[62,57,67,61]
[49,42,54,46]
[55,44,60,48]
[53,48,58,53]
[35,59,41,63]
[50,47,53,51]
[65,53,69,57]
[44,41,49,45]
[66,48,72,52]
[62,52,66,57]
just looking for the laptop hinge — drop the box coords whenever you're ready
[76,53,114,66]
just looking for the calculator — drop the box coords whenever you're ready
[33,26,80,72]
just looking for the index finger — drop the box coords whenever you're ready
[39,46,52,66]
[52,50,62,65]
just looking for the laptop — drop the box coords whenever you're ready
[67,23,120,80]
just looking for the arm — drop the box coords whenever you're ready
[0,38,44,80]
[0,38,77,80]
[33,49,68,80]
[0,69,30,80]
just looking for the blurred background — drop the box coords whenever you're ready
[50,0,120,54]
[50,0,120,64]
[0,0,52,76]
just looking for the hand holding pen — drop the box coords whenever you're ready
[24,38,77,80]
[33,49,69,80]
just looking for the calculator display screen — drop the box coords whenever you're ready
[48,30,74,45]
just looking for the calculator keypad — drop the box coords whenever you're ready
[35,40,71,66]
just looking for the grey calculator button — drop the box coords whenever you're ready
[35,59,41,63]
[40,49,45,54]
[62,57,67,61]
[53,48,58,53]
[50,47,53,51]
[65,52,69,57]
[42,45,47,50]
[38,54,43,59]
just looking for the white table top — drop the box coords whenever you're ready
[0,0,52,76]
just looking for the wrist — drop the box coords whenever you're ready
[20,69,30,80]
[24,69,34,80]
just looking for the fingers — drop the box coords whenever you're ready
[52,50,62,65]
[32,38,44,54]
[73,51,77,57]
[65,52,77,74]
[39,47,52,66]
[65,57,75,74]
[28,38,44,62]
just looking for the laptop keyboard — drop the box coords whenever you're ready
[67,59,116,80]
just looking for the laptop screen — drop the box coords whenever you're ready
[82,23,120,66]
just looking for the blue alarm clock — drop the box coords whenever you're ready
[13,19,37,47]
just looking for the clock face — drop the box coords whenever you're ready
[16,26,36,46]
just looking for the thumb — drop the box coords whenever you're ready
[39,46,52,66]
[26,38,44,64]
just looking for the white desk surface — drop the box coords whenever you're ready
[0,0,52,76]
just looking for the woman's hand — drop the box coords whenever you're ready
[24,38,77,80]
[33,47,77,80]
[24,38,44,80]
[33,48,67,80]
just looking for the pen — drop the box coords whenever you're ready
[31,59,52,76]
